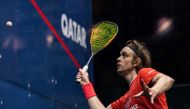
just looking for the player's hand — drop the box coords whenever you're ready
[133,79,159,104]
[76,68,90,86]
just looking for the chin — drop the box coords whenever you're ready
[117,69,122,73]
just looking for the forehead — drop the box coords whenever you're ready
[120,46,135,55]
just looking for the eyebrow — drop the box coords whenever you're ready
[120,48,134,56]
[120,51,129,55]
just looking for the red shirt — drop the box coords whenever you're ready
[111,68,168,109]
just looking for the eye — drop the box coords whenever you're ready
[121,52,128,57]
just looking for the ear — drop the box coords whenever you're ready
[133,57,142,67]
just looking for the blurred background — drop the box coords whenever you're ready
[0,0,189,109]
[93,0,190,108]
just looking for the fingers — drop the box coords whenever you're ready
[133,91,144,98]
[141,79,149,90]
[139,79,158,104]
[133,79,148,98]
[76,68,90,85]
[133,79,158,104]
[135,79,151,97]
[79,68,89,77]
[150,93,156,104]
[140,79,151,97]
[79,68,84,73]
[134,91,156,104]
[76,72,82,78]
[76,71,82,83]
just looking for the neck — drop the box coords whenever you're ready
[123,69,137,85]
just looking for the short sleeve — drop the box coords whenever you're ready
[138,68,159,85]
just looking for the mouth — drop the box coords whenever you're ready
[116,63,121,68]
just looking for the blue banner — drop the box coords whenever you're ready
[0,0,92,108]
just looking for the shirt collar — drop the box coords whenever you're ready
[129,75,137,87]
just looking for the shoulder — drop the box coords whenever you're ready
[138,68,157,75]
[137,68,160,84]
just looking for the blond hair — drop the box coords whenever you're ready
[126,40,151,71]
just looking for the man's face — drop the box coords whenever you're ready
[116,46,135,75]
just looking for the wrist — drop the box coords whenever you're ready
[82,82,96,100]
[81,80,90,86]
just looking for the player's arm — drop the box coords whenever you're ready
[150,73,175,96]
[76,68,112,109]
[134,72,175,104]
[88,97,112,109]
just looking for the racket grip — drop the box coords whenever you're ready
[82,65,88,72]
[76,78,82,83]
[76,65,88,83]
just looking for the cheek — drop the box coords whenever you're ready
[124,59,133,66]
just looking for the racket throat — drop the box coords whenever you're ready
[82,54,93,72]
[86,54,93,66]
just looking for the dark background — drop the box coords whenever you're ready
[92,0,190,106]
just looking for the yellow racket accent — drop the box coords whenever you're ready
[76,21,118,82]
[90,21,118,54]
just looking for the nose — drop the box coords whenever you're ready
[117,56,121,62]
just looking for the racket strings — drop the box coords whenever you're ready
[90,22,118,54]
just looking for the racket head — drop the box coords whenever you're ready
[90,21,118,54]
